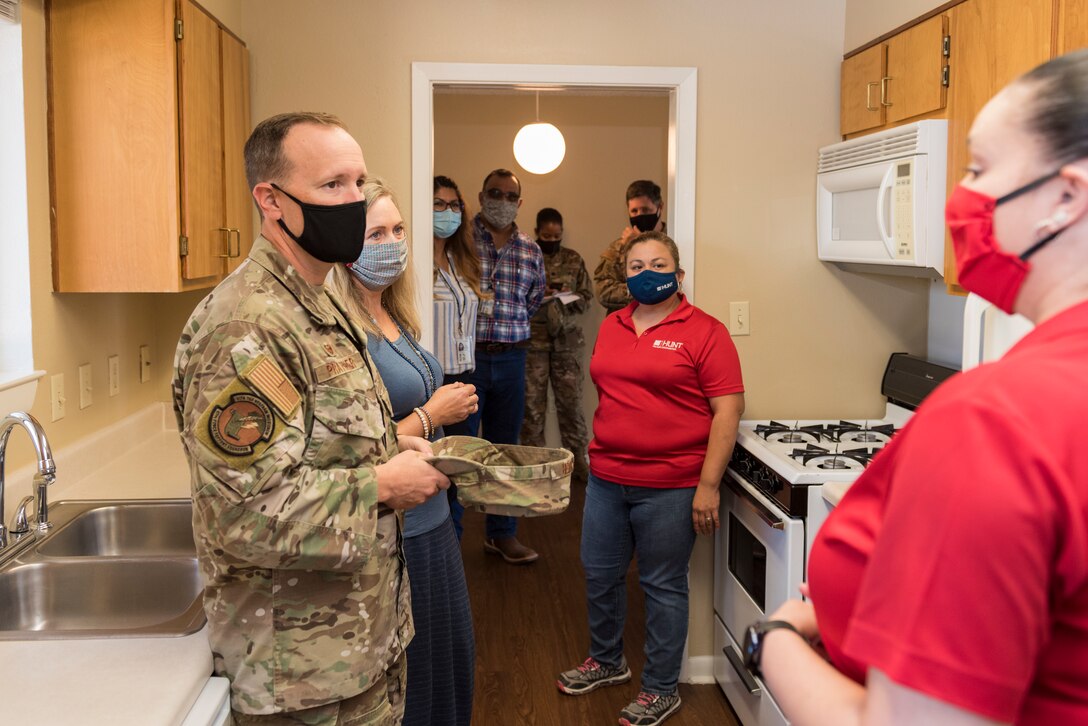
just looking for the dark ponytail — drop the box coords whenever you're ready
[1019,48,1088,165]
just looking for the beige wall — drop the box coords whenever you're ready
[844,0,948,51]
[434,91,670,445]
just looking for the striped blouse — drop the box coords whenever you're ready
[433,254,480,375]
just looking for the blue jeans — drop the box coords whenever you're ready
[581,474,697,695]
[443,347,526,540]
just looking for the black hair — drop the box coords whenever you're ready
[482,168,522,195]
[536,207,563,229]
[1018,48,1088,165]
[625,179,662,206]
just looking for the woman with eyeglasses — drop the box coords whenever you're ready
[432,175,489,539]
[335,177,478,726]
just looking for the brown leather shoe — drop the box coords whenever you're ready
[484,536,539,565]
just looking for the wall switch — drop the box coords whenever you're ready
[108,355,120,396]
[729,301,751,336]
[79,363,93,409]
[51,373,66,421]
[139,345,151,383]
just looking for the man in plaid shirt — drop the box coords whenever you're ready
[445,168,546,564]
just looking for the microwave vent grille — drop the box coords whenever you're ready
[818,127,924,173]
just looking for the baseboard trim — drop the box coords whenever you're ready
[681,655,716,684]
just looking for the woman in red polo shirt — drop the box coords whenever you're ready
[756,50,1088,725]
[555,231,745,726]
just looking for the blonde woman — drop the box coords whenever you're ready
[333,178,477,726]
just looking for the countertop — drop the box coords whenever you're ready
[0,425,217,726]
[821,481,851,508]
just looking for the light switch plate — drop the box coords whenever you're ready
[79,363,93,409]
[108,355,120,396]
[51,373,66,421]
[139,345,151,383]
[729,301,751,336]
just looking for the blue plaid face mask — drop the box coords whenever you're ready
[349,236,409,291]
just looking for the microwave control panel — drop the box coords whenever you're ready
[893,161,915,260]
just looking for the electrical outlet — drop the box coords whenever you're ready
[79,363,93,409]
[139,345,151,383]
[729,301,751,336]
[51,373,66,421]
[108,355,120,396]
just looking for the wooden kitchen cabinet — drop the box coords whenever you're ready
[48,0,251,292]
[840,15,948,137]
[942,0,1057,292]
[1060,0,1088,52]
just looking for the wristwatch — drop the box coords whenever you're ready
[742,620,804,680]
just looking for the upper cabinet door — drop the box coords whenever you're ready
[840,44,887,136]
[178,0,226,282]
[1060,0,1088,52]
[884,14,948,124]
[221,32,253,275]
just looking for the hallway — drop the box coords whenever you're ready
[460,484,741,725]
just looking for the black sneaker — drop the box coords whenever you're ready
[618,690,681,726]
[555,657,632,695]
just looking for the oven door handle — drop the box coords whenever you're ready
[725,474,785,530]
[723,643,761,694]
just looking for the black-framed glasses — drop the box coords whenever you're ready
[433,199,463,212]
[484,188,520,203]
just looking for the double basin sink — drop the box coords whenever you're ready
[0,499,205,640]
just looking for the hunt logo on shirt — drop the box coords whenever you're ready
[652,339,684,351]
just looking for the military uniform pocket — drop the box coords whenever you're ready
[306,385,387,468]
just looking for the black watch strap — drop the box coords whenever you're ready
[742,619,805,680]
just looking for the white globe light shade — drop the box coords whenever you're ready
[513,122,566,174]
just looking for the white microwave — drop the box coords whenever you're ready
[816,119,948,277]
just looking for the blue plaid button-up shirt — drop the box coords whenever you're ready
[473,214,546,344]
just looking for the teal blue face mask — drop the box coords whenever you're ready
[434,209,462,239]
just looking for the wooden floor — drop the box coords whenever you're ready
[460,484,741,726]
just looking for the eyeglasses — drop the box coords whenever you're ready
[484,188,520,203]
[433,199,463,212]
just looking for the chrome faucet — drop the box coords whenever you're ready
[0,412,56,549]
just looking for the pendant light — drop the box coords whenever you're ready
[513,91,566,175]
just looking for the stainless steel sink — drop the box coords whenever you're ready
[0,499,206,640]
[0,559,204,639]
[37,501,195,557]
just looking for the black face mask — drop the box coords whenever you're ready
[536,238,562,255]
[272,183,367,264]
[629,212,661,233]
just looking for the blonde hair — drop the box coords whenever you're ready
[336,177,421,339]
[623,230,682,271]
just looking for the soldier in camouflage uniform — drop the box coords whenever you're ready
[521,208,593,485]
[593,180,667,314]
[172,112,449,725]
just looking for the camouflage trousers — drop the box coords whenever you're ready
[231,656,406,726]
[521,346,589,483]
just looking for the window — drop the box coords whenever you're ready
[0,9,43,413]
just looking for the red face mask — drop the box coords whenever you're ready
[944,170,1063,314]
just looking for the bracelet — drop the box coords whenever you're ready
[419,405,435,440]
[412,407,432,439]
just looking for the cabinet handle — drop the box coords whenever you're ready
[216,227,240,258]
[865,81,879,111]
[229,228,241,258]
[880,76,892,107]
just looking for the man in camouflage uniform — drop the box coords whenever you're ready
[593,179,667,314]
[521,208,592,485]
[172,112,448,726]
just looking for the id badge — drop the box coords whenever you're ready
[479,298,495,318]
[455,337,472,365]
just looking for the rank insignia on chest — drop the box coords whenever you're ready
[209,393,274,455]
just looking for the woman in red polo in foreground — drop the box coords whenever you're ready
[556,231,745,726]
[758,49,1088,725]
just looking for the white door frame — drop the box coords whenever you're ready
[411,62,698,346]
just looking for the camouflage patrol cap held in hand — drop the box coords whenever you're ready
[428,436,572,517]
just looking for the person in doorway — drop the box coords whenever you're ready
[557,231,745,726]
[335,177,477,726]
[172,112,449,725]
[593,179,667,314]
[758,49,1088,725]
[459,168,546,565]
[520,207,593,486]
[432,174,487,540]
